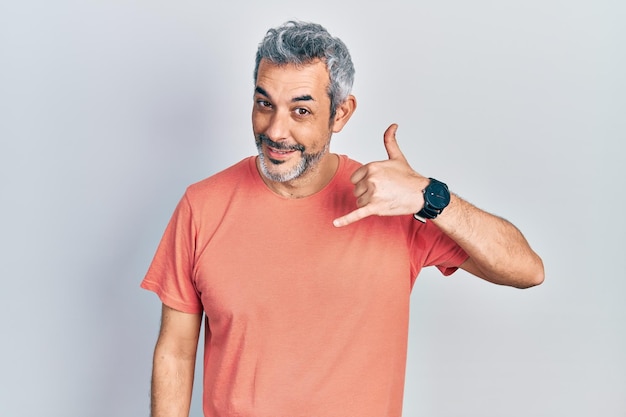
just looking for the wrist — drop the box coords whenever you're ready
[413,177,450,223]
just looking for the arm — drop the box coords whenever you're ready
[151,304,203,417]
[333,124,544,289]
[434,194,544,288]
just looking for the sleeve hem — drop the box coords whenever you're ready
[140,280,203,314]
[437,252,470,276]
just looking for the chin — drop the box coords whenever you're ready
[258,152,307,183]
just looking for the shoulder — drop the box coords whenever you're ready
[334,154,363,186]
[170,157,259,231]
[185,157,257,199]
[337,154,363,174]
[173,157,259,220]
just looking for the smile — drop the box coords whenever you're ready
[266,145,299,162]
[269,147,294,154]
[257,134,304,162]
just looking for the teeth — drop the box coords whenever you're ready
[271,148,290,154]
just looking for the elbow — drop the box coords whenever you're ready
[528,269,545,288]
[516,273,544,289]
[515,256,545,289]
[464,254,545,289]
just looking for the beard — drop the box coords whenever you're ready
[255,134,329,183]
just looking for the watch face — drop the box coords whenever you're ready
[425,181,450,210]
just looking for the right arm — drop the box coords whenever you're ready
[151,304,203,417]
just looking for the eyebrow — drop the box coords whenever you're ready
[255,86,315,103]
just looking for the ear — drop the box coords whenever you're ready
[331,95,357,133]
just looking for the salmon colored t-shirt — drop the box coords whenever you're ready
[141,155,468,417]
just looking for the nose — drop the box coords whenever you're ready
[264,111,290,142]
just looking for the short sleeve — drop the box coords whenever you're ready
[409,219,469,277]
[140,193,203,313]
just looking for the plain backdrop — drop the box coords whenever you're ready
[1,1,624,416]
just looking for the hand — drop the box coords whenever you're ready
[333,124,429,227]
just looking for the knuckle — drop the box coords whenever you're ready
[367,162,382,174]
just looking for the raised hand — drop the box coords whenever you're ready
[333,124,430,227]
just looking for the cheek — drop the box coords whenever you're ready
[302,127,332,152]
[251,115,265,136]
[251,110,261,126]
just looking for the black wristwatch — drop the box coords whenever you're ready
[413,178,450,222]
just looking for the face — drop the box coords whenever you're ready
[252,59,337,186]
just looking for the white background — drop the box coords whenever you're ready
[1,1,624,416]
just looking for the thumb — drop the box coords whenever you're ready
[383,123,406,161]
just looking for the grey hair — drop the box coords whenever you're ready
[254,21,355,117]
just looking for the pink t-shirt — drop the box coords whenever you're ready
[142,155,468,417]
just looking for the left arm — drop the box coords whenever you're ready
[433,193,544,288]
[333,124,544,289]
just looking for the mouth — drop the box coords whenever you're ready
[258,134,304,161]
[266,145,297,160]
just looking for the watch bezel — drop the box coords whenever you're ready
[414,178,450,221]
[424,179,450,210]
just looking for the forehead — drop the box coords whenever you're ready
[255,59,330,101]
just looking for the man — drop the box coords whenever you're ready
[141,21,544,417]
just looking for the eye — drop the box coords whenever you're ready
[294,108,310,116]
[256,99,272,108]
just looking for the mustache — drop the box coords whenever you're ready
[257,134,305,152]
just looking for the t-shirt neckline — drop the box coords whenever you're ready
[246,154,348,201]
